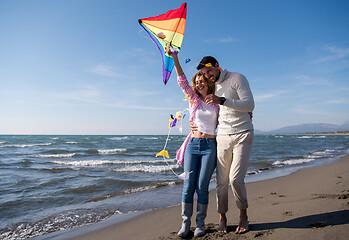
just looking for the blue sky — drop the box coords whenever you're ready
[1,0,348,135]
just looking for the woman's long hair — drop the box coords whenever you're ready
[191,72,215,98]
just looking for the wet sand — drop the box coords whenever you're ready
[63,154,349,240]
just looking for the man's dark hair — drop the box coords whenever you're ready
[196,56,219,70]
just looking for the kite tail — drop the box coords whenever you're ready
[161,127,183,178]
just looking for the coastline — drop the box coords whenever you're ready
[283,131,349,136]
[40,154,349,240]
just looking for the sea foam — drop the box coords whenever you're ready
[1,143,52,148]
[273,158,315,166]
[97,148,126,154]
[32,153,76,158]
[114,164,181,173]
[52,159,170,166]
[108,137,129,140]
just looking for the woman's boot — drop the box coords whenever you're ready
[178,202,193,237]
[194,203,208,237]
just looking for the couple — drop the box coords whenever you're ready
[171,52,254,237]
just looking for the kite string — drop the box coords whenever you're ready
[163,126,171,150]
[161,127,181,178]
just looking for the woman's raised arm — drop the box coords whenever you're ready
[169,50,184,77]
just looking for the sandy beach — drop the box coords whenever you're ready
[59,154,349,240]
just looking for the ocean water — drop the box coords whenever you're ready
[0,134,348,239]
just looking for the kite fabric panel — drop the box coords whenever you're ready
[138,2,187,85]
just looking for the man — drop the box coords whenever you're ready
[194,56,254,234]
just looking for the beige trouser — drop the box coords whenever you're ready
[216,130,254,212]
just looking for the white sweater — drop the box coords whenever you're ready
[215,70,254,134]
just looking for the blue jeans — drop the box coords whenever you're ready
[182,138,217,205]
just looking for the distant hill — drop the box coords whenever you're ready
[256,122,349,134]
[254,129,266,135]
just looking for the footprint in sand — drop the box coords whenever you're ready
[283,211,293,216]
[307,221,328,228]
[336,176,343,185]
[254,230,273,238]
[338,193,349,199]
[312,194,338,199]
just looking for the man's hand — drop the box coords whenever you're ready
[204,94,220,105]
[190,122,198,133]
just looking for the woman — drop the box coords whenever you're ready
[170,51,219,238]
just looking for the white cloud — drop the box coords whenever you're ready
[218,37,237,43]
[311,44,349,64]
[254,90,287,102]
[127,89,158,97]
[292,106,327,115]
[326,99,349,104]
[325,45,349,58]
[295,75,331,86]
[50,85,101,103]
[204,36,238,44]
[339,87,349,92]
[88,64,121,77]
[108,102,176,111]
[121,48,147,57]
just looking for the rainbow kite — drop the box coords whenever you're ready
[138,2,187,85]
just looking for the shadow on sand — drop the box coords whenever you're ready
[249,210,349,231]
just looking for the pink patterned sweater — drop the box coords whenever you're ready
[176,74,219,164]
